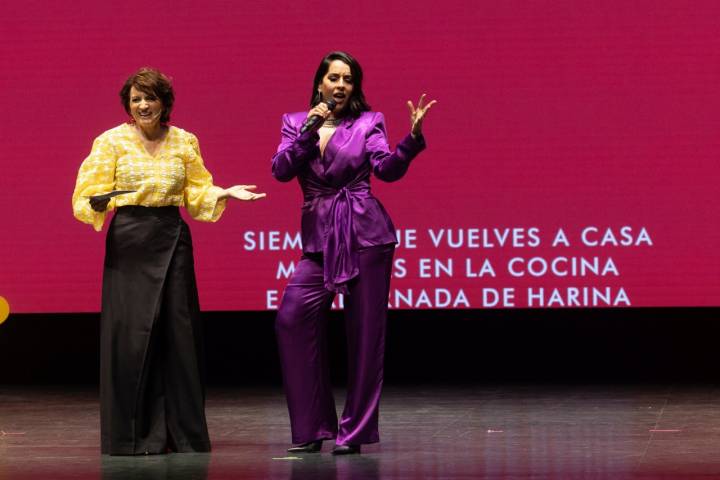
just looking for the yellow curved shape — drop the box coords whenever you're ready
[0,296,9,325]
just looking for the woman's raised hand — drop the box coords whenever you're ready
[407,94,437,138]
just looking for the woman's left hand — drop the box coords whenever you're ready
[407,93,437,138]
[222,185,267,201]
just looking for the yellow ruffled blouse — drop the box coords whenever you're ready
[72,123,226,231]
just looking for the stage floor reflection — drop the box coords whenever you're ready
[2,385,720,479]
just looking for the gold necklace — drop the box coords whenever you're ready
[322,117,341,128]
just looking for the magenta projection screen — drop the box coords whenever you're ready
[1,1,719,313]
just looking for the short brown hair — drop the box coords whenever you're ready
[119,68,175,123]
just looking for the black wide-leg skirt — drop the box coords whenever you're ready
[100,206,210,455]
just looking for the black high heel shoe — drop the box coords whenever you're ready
[287,440,323,453]
[331,444,361,455]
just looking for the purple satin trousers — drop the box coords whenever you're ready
[275,244,395,446]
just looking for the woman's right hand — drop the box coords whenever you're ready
[89,197,110,212]
[307,103,331,120]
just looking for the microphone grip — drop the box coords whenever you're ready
[299,99,338,134]
[299,115,323,134]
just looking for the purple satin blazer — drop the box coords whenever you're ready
[272,111,426,293]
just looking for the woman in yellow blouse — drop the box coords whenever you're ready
[72,67,265,456]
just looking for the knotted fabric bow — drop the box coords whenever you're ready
[322,181,369,294]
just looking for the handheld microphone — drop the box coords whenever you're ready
[300,99,338,134]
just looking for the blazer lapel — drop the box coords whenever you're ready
[321,117,355,179]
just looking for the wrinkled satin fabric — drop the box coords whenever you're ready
[272,111,425,293]
[272,110,425,446]
[275,245,395,445]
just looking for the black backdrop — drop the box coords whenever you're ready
[2,308,719,385]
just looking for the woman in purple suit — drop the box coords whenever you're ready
[272,51,435,455]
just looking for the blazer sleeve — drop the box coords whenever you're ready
[271,113,320,182]
[366,112,426,182]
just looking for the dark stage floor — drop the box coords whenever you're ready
[2,385,720,479]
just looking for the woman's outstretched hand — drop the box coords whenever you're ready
[407,94,437,138]
[222,185,267,201]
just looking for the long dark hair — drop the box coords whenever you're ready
[310,51,370,117]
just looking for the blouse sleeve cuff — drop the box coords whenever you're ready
[92,213,106,232]
[205,186,227,222]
